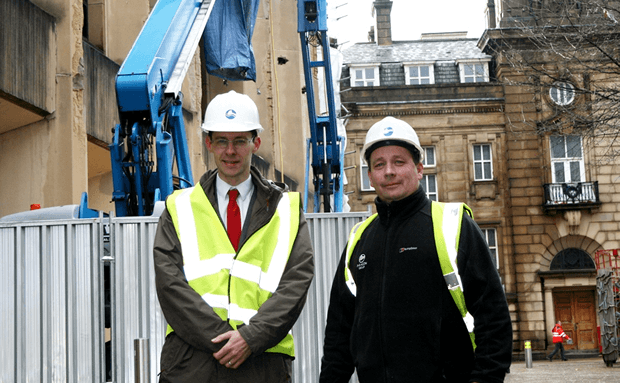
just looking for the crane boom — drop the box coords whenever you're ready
[111,0,217,216]
[298,0,344,212]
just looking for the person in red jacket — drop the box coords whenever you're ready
[547,321,572,361]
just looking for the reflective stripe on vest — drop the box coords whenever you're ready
[344,214,378,296]
[431,201,476,350]
[165,185,300,356]
[344,201,476,350]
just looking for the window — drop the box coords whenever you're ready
[549,82,575,106]
[473,144,493,181]
[405,64,434,85]
[422,146,436,167]
[360,154,374,191]
[350,66,380,87]
[550,248,595,270]
[481,228,499,269]
[421,147,437,200]
[422,175,438,201]
[550,135,584,183]
[457,61,489,83]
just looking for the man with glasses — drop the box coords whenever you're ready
[153,90,314,382]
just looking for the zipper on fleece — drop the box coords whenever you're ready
[379,205,393,382]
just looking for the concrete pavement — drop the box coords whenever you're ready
[505,357,620,382]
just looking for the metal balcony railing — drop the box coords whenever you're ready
[543,181,601,211]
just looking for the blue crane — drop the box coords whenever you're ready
[298,0,344,212]
[110,0,214,216]
[112,0,343,216]
[1,0,343,221]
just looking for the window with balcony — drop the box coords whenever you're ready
[457,60,489,83]
[550,135,584,183]
[544,135,600,210]
[351,65,380,87]
[473,144,493,181]
[405,64,434,85]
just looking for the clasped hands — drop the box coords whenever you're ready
[212,330,252,369]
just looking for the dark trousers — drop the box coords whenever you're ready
[158,333,293,383]
[547,342,566,360]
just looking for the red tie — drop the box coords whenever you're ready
[227,189,241,251]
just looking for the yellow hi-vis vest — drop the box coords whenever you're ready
[165,185,300,357]
[344,201,476,350]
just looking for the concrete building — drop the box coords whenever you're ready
[0,0,310,218]
[341,0,618,358]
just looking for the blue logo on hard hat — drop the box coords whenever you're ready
[383,126,394,136]
[225,109,237,120]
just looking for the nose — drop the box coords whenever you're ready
[224,141,237,154]
[384,162,396,176]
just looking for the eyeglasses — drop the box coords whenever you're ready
[211,137,254,150]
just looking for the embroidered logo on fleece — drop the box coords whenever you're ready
[357,254,368,270]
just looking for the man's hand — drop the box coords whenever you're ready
[212,330,252,369]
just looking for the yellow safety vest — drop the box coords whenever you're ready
[165,185,300,356]
[344,201,476,350]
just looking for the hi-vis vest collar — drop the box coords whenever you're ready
[344,201,476,350]
[166,184,300,356]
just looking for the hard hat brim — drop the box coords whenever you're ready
[201,122,264,134]
[364,140,422,163]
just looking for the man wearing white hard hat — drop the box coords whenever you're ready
[320,116,512,383]
[153,90,314,382]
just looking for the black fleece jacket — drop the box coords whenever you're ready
[320,187,512,383]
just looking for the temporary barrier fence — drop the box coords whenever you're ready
[0,210,369,382]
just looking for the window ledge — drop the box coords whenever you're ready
[470,180,498,200]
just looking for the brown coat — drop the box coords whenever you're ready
[154,167,314,382]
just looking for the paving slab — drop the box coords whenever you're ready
[505,357,620,383]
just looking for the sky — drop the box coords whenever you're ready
[326,0,489,47]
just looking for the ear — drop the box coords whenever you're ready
[416,162,424,179]
[252,136,261,153]
[205,136,213,152]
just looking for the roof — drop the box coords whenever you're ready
[342,38,491,65]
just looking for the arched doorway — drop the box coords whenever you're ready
[542,247,599,352]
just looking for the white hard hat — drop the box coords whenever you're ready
[201,90,264,133]
[361,116,424,163]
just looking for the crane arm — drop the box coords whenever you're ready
[111,0,217,216]
[298,0,344,212]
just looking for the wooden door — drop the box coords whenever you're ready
[553,289,598,350]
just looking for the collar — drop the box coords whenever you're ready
[375,186,428,224]
[216,175,254,203]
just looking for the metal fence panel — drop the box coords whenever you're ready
[0,224,16,383]
[0,219,105,383]
[1,211,369,382]
[109,216,165,383]
[291,212,369,383]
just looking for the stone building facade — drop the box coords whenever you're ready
[341,0,619,358]
[0,0,309,218]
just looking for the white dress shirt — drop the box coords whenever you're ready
[215,175,254,230]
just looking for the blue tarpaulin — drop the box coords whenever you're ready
[203,0,260,81]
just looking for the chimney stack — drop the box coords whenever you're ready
[373,0,393,46]
[486,0,497,29]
